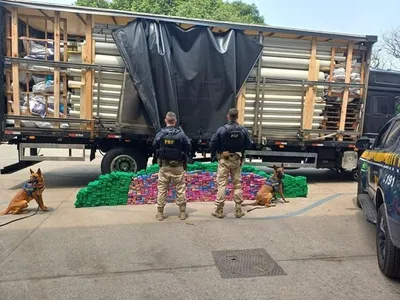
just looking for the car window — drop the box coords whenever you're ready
[373,122,392,149]
[382,119,400,149]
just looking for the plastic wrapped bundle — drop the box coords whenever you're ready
[75,172,133,208]
[27,95,46,118]
[75,163,308,208]
[127,170,307,205]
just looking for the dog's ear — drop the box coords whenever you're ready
[37,168,42,175]
[281,162,284,168]
[272,165,277,170]
[30,168,34,174]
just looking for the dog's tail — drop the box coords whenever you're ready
[246,206,267,212]
[1,206,11,215]
[246,203,276,213]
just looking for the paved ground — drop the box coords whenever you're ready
[0,144,399,300]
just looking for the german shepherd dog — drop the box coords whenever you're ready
[245,163,289,212]
[1,168,47,215]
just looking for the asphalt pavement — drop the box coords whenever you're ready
[0,144,399,300]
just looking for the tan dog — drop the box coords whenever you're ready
[246,163,289,211]
[1,168,47,215]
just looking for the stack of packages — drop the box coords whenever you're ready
[127,173,160,204]
[327,66,361,101]
[127,163,308,205]
[75,172,132,207]
[9,39,70,129]
[325,55,362,101]
[75,163,309,208]
[280,175,308,198]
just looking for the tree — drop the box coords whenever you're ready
[369,27,400,70]
[76,0,265,24]
[74,0,110,8]
[371,45,390,69]
[383,26,400,60]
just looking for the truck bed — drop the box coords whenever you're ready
[1,1,376,147]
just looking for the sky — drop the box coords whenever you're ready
[30,0,400,42]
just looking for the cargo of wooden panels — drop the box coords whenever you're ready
[3,6,94,132]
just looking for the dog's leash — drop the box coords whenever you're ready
[0,205,40,227]
[247,206,268,213]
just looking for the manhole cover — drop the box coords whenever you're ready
[211,248,286,279]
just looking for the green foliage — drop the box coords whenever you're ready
[74,0,110,9]
[75,0,265,24]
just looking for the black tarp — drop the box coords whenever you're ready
[112,19,263,139]
[117,73,155,136]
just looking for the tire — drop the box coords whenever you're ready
[101,147,147,174]
[376,204,400,278]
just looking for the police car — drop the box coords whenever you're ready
[356,114,400,278]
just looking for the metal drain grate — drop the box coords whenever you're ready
[212,248,286,279]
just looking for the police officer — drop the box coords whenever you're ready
[153,111,191,221]
[209,108,253,219]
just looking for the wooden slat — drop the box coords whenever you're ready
[237,86,246,125]
[338,42,354,141]
[25,16,31,114]
[11,7,20,127]
[79,42,86,121]
[328,47,336,96]
[15,13,67,21]
[6,15,12,114]
[6,16,11,55]
[45,18,48,60]
[84,14,94,126]
[25,17,30,55]
[53,11,61,121]
[63,19,68,62]
[360,52,366,97]
[303,38,318,130]
[63,19,68,118]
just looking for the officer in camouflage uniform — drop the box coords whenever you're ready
[153,112,191,221]
[209,108,253,219]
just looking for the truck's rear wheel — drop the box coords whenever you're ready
[101,147,147,174]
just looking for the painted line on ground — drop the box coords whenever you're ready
[249,193,344,220]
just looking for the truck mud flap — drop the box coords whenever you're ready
[358,194,377,224]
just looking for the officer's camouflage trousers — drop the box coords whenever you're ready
[215,156,243,206]
[157,165,187,208]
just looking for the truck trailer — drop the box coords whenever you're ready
[0,0,378,177]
